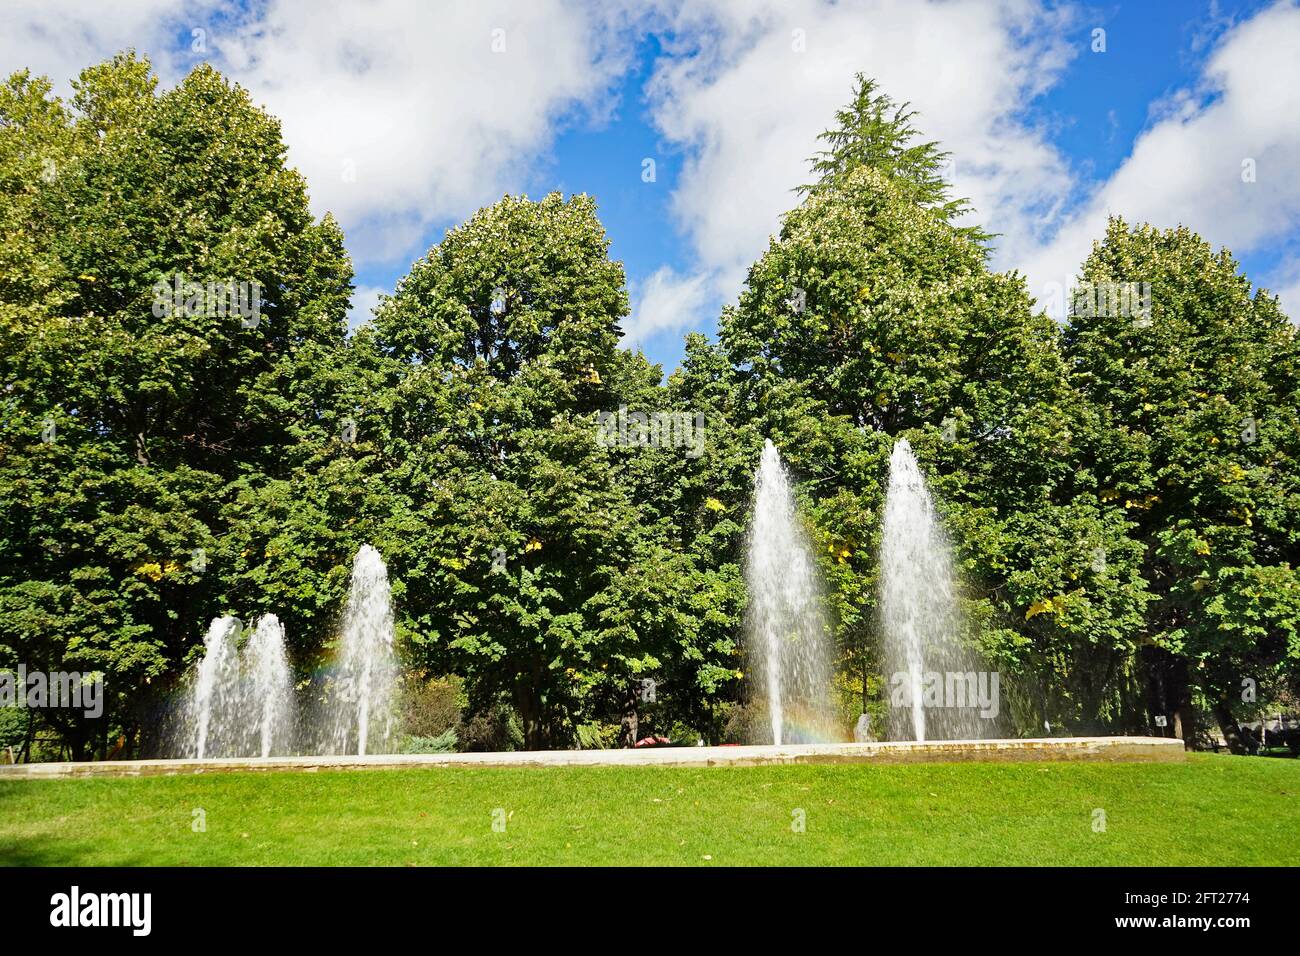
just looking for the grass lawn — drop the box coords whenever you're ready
[0,753,1296,866]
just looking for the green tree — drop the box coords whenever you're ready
[723,88,1151,733]
[368,193,729,748]
[1063,218,1300,749]
[803,73,988,246]
[0,54,353,756]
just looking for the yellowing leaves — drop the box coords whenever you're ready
[132,560,181,581]
[825,541,852,563]
[704,497,727,513]
[1025,596,1067,620]
[524,538,542,553]
[1124,494,1159,510]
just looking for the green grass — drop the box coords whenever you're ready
[0,754,1296,865]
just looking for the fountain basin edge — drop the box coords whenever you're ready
[0,736,1186,778]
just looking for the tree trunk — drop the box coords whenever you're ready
[618,683,639,748]
[513,683,536,751]
[1212,700,1249,755]
[1142,645,1194,746]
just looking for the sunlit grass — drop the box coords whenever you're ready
[0,753,1295,866]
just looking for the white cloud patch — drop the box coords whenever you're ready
[0,0,211,89]
[641,0,1079,303]
[213,0,632,265]
[347,284,387,333]
[1,0,633,267]
[1020,0,1300,315]
[626,266,712,348]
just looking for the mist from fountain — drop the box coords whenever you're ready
[879,439,992,741]
[745,439,837,745]
[327,544,397,756]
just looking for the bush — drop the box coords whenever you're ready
[574,721,618,750]
[400,729,458,754]
[398,674,465,739]
[458,701,524,752]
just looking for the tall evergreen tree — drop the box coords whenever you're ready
[804,73,989,247]
[724,80,1150,733]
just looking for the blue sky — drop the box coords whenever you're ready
[4,0,1299,375]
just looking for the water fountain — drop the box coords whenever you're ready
[745,439,836,745]
[327,544,397,756]
[191,615,241,759]
[879,439,993,741]
[6,531,1183,774]
[242,614,293,757]
[184,613,296,758]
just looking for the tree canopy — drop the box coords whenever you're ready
[1,60,1294,759]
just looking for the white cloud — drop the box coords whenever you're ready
[625,266,712,348]
[0,0,634,267]
[1020,0,1300,315]
[347,284,387,333]
[641,0,1079,304]
[1276,280,1300,322]
[8,0,1300,333]
[212,0,634,265]
[0,0,212,90]
[1269,256,1300,323]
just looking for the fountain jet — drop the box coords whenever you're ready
[242,613,293,757]
[192,616,240,760]
[879,439,992,741]
[745,440,836,745]
[327,545,397,755]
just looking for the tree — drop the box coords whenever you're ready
[1063,218,1300,749]
[724,105,1150,734]
[369,193,728,748]
[0,54,353,756]
[803,73,989,246]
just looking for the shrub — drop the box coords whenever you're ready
[400,729,458,754]
[398,674,465,739]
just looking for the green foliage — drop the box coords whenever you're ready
[1,56,1294,758]
[398,674,465,739]
[0,54,353,756]
[399,729,458,754]
[721,161,1150,732]
[1063,219,1300,742]
[361,191,736,748]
